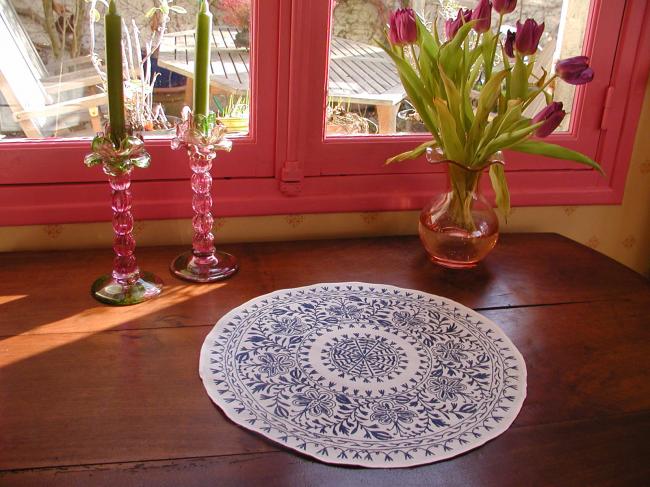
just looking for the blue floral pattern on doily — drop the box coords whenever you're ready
[199,283,527,468]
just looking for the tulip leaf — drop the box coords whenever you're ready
[463,61,482,122]
[417,49,435,95]
[509,140,604,173]
[439,20,477,78]
[481,34,499,80]
[438,64,465,135]
[489,162,511,218]
[416,15,439,58]
[480,99,524,153]
[417,38,441,98]
[385,140,437,165]
[511,55,528,100]
[478,121,541,162]
[501,46,512,99]
[432,98,464,163]
[378,41,437,134]
[495,100,524,136]
[481,112,507,149]
[469,69,510,151]
[396,68,437,134]
[476,69,509,121]
[466,43,484,74]
[433,14,442,46]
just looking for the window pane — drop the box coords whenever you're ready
[0,0,251,141]
[326,0,589,137]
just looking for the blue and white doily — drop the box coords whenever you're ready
[199,283,526,468]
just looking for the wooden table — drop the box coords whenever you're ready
[158,27,407,133]
[1,234,649,486]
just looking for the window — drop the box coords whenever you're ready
[0,0,254,140]
[278,0,648,211]
[0,0,279,225]
[1,0,648,225]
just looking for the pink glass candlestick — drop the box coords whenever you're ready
[170,108,238,283]
[85,131,163,305]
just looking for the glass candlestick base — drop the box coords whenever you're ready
[170,251,239,283]
[91,271,164,306]
[170,108,237,285]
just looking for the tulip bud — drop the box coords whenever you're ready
[389,8,418,46]
[504,30,515,58]
[445,8,472,40]
[515,19,544,55]
[471,0,492,33]
[555,56,595,85]
[533,102,566,137]
[493,0,517,15]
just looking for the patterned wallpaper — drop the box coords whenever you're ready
[2,86,649,276]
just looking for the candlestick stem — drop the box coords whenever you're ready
[170,151,238,282]
[91,166,163,305]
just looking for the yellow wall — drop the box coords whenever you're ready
[1,84,649,276]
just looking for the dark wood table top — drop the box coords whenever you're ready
[0,234,648,486]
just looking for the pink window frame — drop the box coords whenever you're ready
[0,0,648,226]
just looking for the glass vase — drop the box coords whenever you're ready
[91,166,164,305]
[170,109,238,283]
[418,151,500,269]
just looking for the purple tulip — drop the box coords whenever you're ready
[445,8,472,40]
[515,19,544,55]
[504,30,515,58]
[533,102,566,137]
[471,0,492,33]
[555,56,595,85]
[389,8,418,46]
[493,0,517,15]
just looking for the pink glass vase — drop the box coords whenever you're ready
[170,109,238,282]
[418,150,500,269]
[91,166,163,305]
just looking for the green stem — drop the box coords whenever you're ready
[447,164,481,232]
[523,74,558,110]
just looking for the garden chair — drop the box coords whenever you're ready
[0,0,105,138]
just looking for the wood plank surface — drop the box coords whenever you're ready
[1,235,647,338]
[0,234,648,485]
[1,297,647,470]
[2,412,647,487]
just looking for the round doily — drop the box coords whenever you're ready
[199,283,526,468]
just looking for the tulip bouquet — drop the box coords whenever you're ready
[382,0,602,227]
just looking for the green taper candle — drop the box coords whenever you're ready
[193,0,212,118]
[105,0,126,146]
